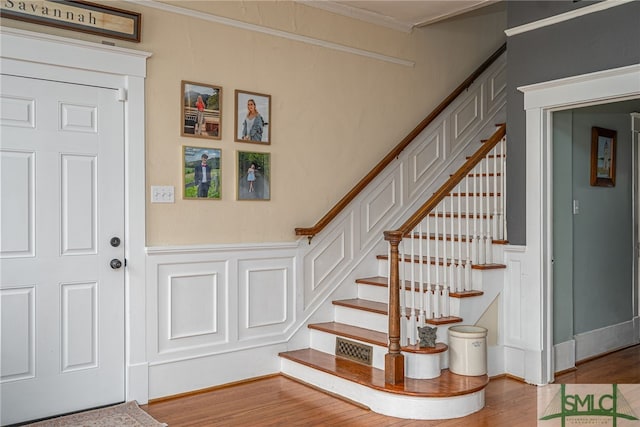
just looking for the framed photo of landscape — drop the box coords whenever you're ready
[183,146,221,200]
[181,81,222,140]
[235,90,271,144]
[590,126,616,187]
[237,151,270,201]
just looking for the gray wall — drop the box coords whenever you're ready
[552,101,638,344]
[506,1,640,245]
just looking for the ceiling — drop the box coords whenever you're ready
[300,0,501,32]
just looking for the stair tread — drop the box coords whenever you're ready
[355,276,484,298]
[333,298,387,314]
[309,321,448,354]
[279,348,488,397]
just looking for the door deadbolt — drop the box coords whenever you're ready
[110,237,121,247]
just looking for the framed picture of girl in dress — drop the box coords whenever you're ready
[235,90,271,144]
[237,151,270,201]
[181,81,222,140]
[183,146,222,200]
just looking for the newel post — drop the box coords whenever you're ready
[383,230,404,385]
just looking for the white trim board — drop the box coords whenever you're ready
[574,319,639,362]
[126,0,414,67]
[519,63,640,385]
[1,26,151,405]
[505,0,636,37]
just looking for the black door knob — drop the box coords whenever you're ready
[110,237,121,247]
[110,259,122,269]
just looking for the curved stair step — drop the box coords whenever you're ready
[279,348,488,420]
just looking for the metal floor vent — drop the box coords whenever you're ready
[335,337,373,365]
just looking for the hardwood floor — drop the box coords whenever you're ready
[142,345,640,426]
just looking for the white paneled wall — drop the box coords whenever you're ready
[145,53,508,399]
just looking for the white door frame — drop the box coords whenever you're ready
[519,64,640,385]
[0,27,151,404]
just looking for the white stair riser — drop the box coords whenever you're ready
[422,217,498,237]
[402,238,504,260]
[404,350,445,379]
[334,305,388,333]
[378,262,475,292]
[309,329,387,370]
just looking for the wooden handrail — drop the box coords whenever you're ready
[390,123,506,237]
[295,43,507,240]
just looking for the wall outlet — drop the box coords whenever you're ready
[151,185,175,203]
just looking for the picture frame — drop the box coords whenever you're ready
[181,81,222,140]
[235,90,271,144]
[237,151,271,201]
[0,0,142,42]
[590,127,617,187]
[183,146,221,200]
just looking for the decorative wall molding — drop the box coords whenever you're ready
[126,0,414,67]
[143,51,507,399]
[505,0,636,37]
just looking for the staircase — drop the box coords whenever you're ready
[280,125,508,420]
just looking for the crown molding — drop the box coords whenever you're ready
[297,1,413,33]
[125,0,414,67]
[505,0,635,37]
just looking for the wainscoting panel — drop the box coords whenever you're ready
[359,165,402,248]
[503,246,525,348]
[147,243,299,369]
[406,124,444,199]
[449,88,481,154]
[484,61,507,117]
[238,257,295,340]
[303,214,354,309]
[156,260,228,355]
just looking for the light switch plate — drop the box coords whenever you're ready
[151,185,175,203]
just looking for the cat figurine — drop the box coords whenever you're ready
[417,325,437,348]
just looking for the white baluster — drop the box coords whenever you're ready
[434,206,440,319]
[450,186,456,293]
[465,172,472,290]
[479,161,486,265]
[472,165,479,265]
[426,213,433,320]
[399,240,407,346]
[485,150,493,264]
[418,222,426,327]
[409,231,416,345]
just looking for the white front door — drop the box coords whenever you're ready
[0,74,125,425]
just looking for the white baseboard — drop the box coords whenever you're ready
[553,340,575,373]
[127,362,149,404]
[575,318,639,362]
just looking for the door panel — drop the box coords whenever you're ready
[0,75,125,425]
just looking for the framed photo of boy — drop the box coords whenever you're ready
[183,146,221,200]
[237,151,270,201]
[181,81,222,139]
[235,90,271,144]
[590,126,617,187]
